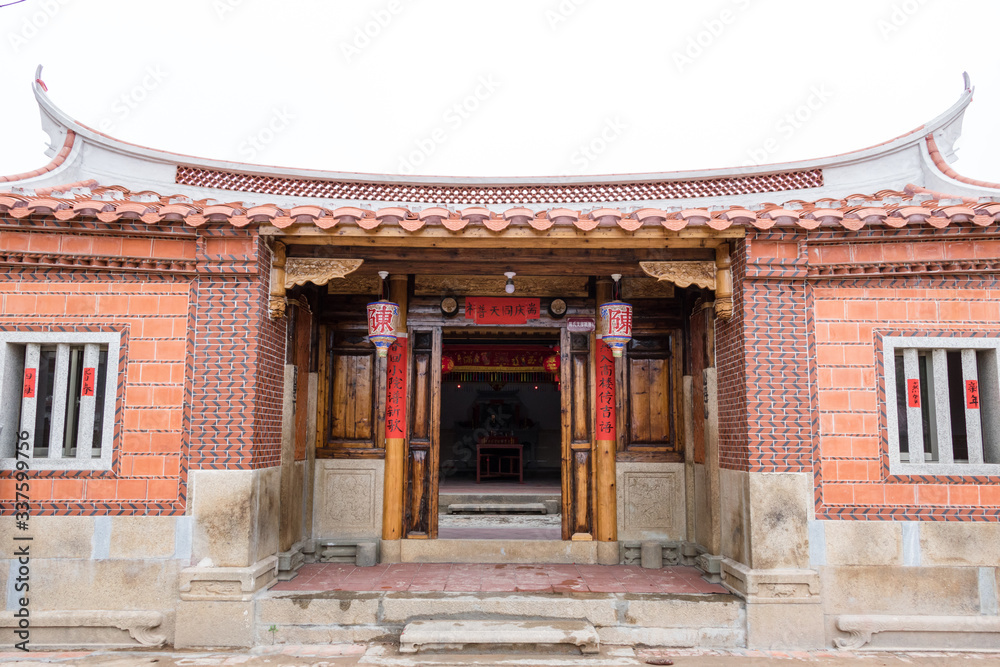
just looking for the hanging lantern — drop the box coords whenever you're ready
[442,355,455,375]
[543,354,560,374]
[367,300,399,357]
[599,301,633,358]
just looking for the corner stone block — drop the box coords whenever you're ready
[191,470,255,567]
[748,472,811,570]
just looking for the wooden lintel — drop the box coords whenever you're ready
[259,224,744,248]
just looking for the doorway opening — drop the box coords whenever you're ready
[437,334,562,540]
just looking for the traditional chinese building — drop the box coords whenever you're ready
[2,71,1000,651]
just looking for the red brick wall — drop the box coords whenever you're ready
[745,226,1000,520]
[716,239,749,471]
[0,217,284,515]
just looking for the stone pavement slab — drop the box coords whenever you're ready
[3,646,1000,666]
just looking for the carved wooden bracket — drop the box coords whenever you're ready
[285,258,363,288]
[714,245,734,321]
[639,249,734,321]
[639,261,716,290]
[269,250,363,319]
[268,241,287,319]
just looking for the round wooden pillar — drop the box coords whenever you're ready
[381,275,409,542]
[595,278,618,543]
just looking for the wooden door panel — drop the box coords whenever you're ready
[561,328,594,540]
[404,328,441,538]
[622,331,681,460]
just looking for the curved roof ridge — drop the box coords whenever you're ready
[925,134,1000,190]
[0,128,76,184]
[21,67,977,189]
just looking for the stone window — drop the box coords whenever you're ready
[884,336,1000,476]
[0,331,119,471]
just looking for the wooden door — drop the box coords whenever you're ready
[560,327,595,540]
[404,328,441,538]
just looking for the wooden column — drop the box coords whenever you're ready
[595,278,618,543]
[381,275,408,541]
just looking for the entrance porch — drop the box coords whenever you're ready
[260,562,743,649]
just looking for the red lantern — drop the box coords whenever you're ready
[543,354,560,374]
[366,300,399,357]
[599,301,632,358]
[442,356,455,375]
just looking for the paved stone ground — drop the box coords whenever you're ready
[2,646,1000,666]
[270,563,727,594]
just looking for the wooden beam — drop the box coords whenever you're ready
[286,246,716,277]
[261,224,743,248]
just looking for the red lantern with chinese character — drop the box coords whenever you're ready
[367,300,399,357]
[543,354,560,374]
[442,355,455,375]
[599,301,632,358]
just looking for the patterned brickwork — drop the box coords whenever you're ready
[716,239,749,471]
[743,279,812,471]
[736,226,1000,522]
[188,231,284,470]
[813,275,1000,521]
[250,239,285,470]
[0,279,190,515]
[0,219,282,515]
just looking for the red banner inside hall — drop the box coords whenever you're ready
[385,337,408,439]
[596,340,616,441]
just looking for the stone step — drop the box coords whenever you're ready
[399,538,600,563]
[439,493,560,515]
[255,589,745,649]
[448,502,548,514]
[400,619,600,654]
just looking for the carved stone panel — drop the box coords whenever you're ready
[314,459,384,539]
[616,462,685,540]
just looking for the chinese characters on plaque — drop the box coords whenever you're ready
[906,379,921,408]
[385,338,408,439]
[81,367,96,397]
[464,297,540,325]
[22,368,36,398]
[596,341,616,441]
[966,379,980,410]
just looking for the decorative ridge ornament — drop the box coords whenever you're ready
[367,271,399,357]
[598,274,632,358]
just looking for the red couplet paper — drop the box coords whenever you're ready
[22,368,36,398]
[906,379,921,408]
[385,338,408,439]
[464,297,540,325]
[596,341,616,441]
[81,368,96,397]
[966,380,980,410]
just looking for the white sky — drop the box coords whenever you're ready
[1,0,998,185]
